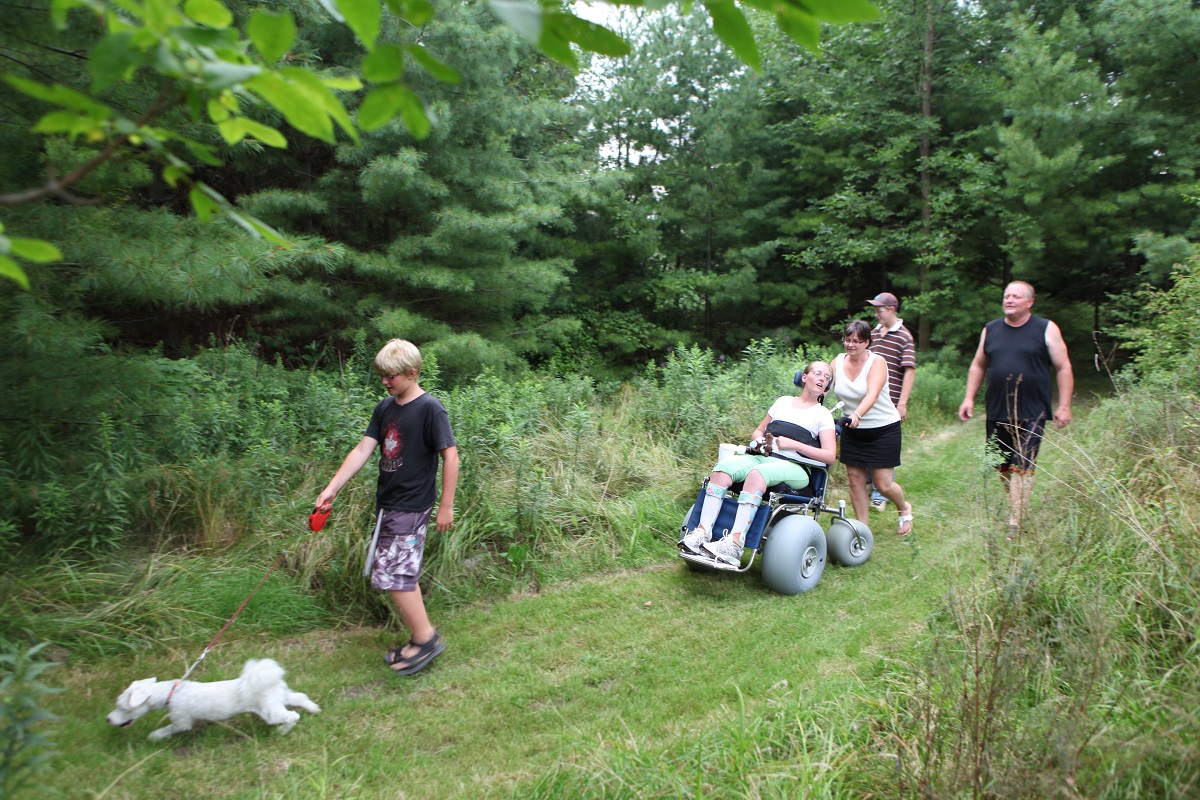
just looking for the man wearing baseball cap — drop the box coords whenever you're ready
[865,292,916,511]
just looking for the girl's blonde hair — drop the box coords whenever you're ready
[802,360,833,403]
[374,339,422,376]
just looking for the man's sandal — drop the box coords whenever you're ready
[897,505,914,537]
[389,632,446,676]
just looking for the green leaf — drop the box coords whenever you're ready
[0,256,31,290]
[406,44,461,83]
[280,67,359,143]
[362,43,406,83]
[359,83,431,138]
[397,87,432,139]
[776,5,820,51]
[201,61,263,90]
[51,0,91,29]
[322,75,364,91]
[143,0,187,34]
[154,41,184,76]
[488,0,542,44]
[5,76,112,117]
[217,117,288,148]
[175,25,239,48]
[162,163,191,188]
[794,0,879,24]
[704,0,759,69]
[31,111,101,138]
[359,83,406,131]
[89,32,144,93]
[206,96,232,123]
[557,13,630,58]
[539,16,579,69]
[190,185,221,221]
[385,0,434,26]
[103,9,135,35]
[248,10,297,64]
[248,71,334,142]
[9,238,63,263]
[184,0,233,28]
[338,0,382,50]
[226,209,287,243]
[178,135,224,166]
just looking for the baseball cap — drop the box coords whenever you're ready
[867,292,899,308]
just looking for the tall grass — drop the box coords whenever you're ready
[519,683,882,799]
[492,387,1198,799]
[2,337,964,656]
[0,551,329,658]
[889,388,1200,797]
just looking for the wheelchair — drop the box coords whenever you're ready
[677,400,874,595]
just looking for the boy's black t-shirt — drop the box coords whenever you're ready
[364,393,456,511]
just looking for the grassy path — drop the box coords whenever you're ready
[44,418,1007,798]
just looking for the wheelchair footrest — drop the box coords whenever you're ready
[678,548,756,573]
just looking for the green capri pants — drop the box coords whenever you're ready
[713,454,810,490]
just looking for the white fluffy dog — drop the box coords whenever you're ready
[106,658,321,740]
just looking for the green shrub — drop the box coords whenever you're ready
[908,359,968,433]
[1115,254,1200,397]
[0,643,61,800]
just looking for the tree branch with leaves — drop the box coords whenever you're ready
[0,0,877,288]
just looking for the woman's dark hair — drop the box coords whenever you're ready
[842,320,873,343]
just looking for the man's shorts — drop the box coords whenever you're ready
[369,507,432,592]
[986,418,1045,475]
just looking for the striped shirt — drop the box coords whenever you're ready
[870,320,916,406]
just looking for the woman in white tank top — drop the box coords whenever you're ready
[832,320,914,536]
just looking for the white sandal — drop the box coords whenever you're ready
[897,505,914,537]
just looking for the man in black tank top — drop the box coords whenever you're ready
[958,281,1074,534]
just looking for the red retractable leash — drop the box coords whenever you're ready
[165,505,331,704]
[309,503,333,532]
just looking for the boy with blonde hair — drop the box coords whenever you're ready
[316,339,459,675]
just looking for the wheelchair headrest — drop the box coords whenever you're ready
[793,370,804,387]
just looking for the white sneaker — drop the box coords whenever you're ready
[702,536,744,566]
[679,527,711,554]
[870,497,888,512]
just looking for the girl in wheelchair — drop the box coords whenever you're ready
[679,360,838,565]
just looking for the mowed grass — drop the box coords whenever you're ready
[41,418,1016,799]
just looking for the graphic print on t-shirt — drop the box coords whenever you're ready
[380,422,404,472]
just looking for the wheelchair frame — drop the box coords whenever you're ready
[678,451,874,594]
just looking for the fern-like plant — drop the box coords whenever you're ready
[0,642,61,799]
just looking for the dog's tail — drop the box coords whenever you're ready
[239,658,286,694]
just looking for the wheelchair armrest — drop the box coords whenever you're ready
[769,452,829,470]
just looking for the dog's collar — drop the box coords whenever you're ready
[165,680,182,706]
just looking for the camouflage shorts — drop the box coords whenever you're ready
[369,507,432,592]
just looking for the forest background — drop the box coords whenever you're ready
[1,0,1199,797]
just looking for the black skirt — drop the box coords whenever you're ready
[839,420,902,469]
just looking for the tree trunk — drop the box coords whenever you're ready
[705,174,714,341]
[917,0,937,352]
